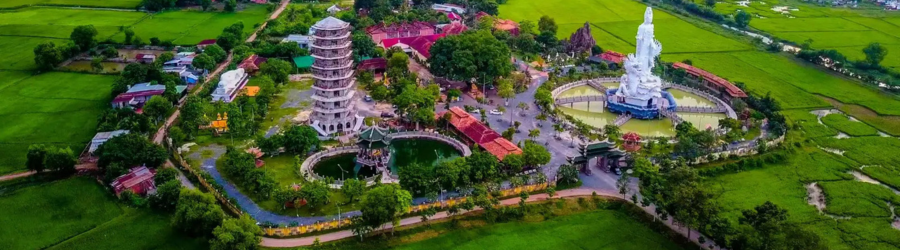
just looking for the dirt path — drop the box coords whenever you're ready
[0,163,97,182]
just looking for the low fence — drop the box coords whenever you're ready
[164,135,243,216]
[262,183,550,237]
[550,77,619,98]
[664,83,737,118]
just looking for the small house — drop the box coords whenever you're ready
[588,50,625,70]
[135,54,156,64]
[238,54,268,74]
[672,62,748,101]
[197,39,217,50]
[89,130,129,154]
[111,83,187,112]
[282,34,312,49]
[111,166,157,197]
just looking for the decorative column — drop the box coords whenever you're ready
[310,17,362,137]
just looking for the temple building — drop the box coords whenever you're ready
[672,62,747,102]
[568,141,627,175]
[438,107,522,160]
[364,21,435,44]
[310,17,362,136]
[211,68,250,103]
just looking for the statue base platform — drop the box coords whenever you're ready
[605,89,677,120]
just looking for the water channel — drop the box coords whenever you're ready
[557,85,725,137]
[312,139,462,179]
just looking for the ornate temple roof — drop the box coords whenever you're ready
[358,126,392,148]
[313,16,349,30]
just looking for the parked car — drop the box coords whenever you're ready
[470,109,481,115]
[489,109,503,115]
[364,95,373,102]
[380,112,395,118]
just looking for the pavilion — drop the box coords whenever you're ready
[438,107,522,160]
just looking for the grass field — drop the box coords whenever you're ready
[0,72,114,174]
[112,5,270,45]
[782,110,839,138]
[0,177,124,249]
[821,113,879,136]
[0,0,142,9]
[48,209,207,250]
[0,7,147,39]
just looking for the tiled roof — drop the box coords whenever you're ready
[239,54,267,71]
[381,34,446,58]
[112,89,164,103]
[313,16,349,30]
[440,107,522,160]
[365,21,434,35]
[441,22,468,35]
[198,39,216,46]
[672,62,747,98]
[358,58,386,71]
[599,51,625,64]
[110,166,156,196]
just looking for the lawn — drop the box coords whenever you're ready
[0,72,115,175]
[48,209,208,250]
[500,0,750,54]
[0,0,142,8]
[114,5,271,45]
[0,177,123,250]
[821,113,879,136]
[0,7,148,39]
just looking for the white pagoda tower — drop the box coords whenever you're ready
[310,17,362,136]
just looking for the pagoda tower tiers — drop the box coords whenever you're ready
[310,17,362,136]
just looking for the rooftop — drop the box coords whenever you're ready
[110,166,156,196]
[672,62,748,98]
[381,34,446,58]
[313,16,349,30]
[293,55,315,68]
[440,107,522,160]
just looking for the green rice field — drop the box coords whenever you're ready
[0,0,142,9]
[0,71,114,175]
[111,5,270,45]
[0,177,206,250]
[821,113,879,136]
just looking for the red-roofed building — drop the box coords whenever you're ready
[446,12,462,21]
[494,19,520,36]
[588,50,625,70]
[238,54,268,74]
[135,53,156,63]
[357,58,387,73]
[672,62,748,101]
[365,21,435,44]
[110,166,157,197]
[475,11,490,20]
[197,39,217,50]
[439,107,522,160]
[380,33,446,60]
[441,22,468,35]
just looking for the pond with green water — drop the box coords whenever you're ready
[557,86,724,137]
[312,139,462,180]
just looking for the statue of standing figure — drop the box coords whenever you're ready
[616,7,663,102]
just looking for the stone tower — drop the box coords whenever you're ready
[310,17,361,137]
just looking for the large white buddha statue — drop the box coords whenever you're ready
[615,7,664,108]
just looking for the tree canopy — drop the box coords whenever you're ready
[173,189,226,237]
[70,25,98,51]
[428,30,513,85]
[210,214,262,250]
[95,133,167,169]
[359,184,412,232]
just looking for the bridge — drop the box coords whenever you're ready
[675,105,727,113]
[555,95,606,106]
[659,109,684,125]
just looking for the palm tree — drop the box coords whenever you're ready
[528,129,541,140]
[517,102,528,117]
[603,124,622,140]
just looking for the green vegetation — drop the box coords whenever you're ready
[818,180,900,218]
[821,113,879,136]
[782,110,838,138]
[0,8,146,39]
[48,209,207,250]
[113,5,270,45]
[0,72,115,174]
[0,0,142,9]
[860,165,900,190]
[0,177,123,249]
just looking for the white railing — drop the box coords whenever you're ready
[390,131,472,156]
[555,95,606,105]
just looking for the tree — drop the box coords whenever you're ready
[352,31,378,60]
[428,30,513,86]
[282,125,320,154]
[603,124,621,139]
[224,0,237,12]
[216,32,241,52]
[501,153,525,173]
[154,167,180,184]
[538,15,558,34]
[210,214,262,250]
[70,25,98,51]
[124,28,135,45]
[192,54,216,71]
[95,133,167,169]
[863,42,887,67]
[259,59,293,84]
[142,0,176,11]
[516,102,528,117]
[204,44,227,63]
[522,141,550,168]
[557,164,578,185]
[341,178,366,202]
[734,11,751,28]
[143,95,173,123]
[200,0,212,11]
[173,189,226,237]
[497,78,515,106]
[467,149,500,183]
[150,180,182,211]
[44,146,76,174]
[91,57,104,72]
[34,42,63,70]
[528,129,541,140]
[359,184,412,234]
[705,0,716,8]
[732,201,825,250]
[26,144,49,173]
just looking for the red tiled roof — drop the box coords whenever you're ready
[381,34,446,58]
[446,12,462,20]
[599,51,625,64]
[111,166,156,196]
[494,19,519,36]
[198,39,217,46]
[442,22,468,35]
[365,21,434,36]
[239,54,267,71]
[358,58,387,71]
[439,107,522,160]
[475,11,490,20]
[672,62,747,98]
